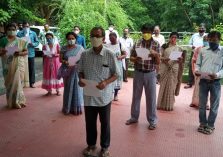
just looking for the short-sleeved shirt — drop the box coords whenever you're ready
[119,37,134,58]
[78,47,120,107]
[131,39,160,72]
[189,33,207,48]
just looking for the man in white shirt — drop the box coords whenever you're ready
[105,24,119,44]
[184,24,207,89]
[119,28,134,82]
[152,26,165,46]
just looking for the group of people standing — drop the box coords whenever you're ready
[0,22,223,157]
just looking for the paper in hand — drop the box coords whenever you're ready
[169,51,182,60]
[82,79,101,97]
[5,45,19,56]
[43,50,53,57]
[135,48,150,60]
[68,53,81,66]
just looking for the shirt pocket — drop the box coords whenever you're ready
[214,56,223,66]
[102,66,110,78]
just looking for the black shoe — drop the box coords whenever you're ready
[30,84,35,88]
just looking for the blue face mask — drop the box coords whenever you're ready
[203,41,209,47]
[209,42,219,51]
[23,27,30,34]
[47,38,53,44]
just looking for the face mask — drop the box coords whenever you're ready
[90,37,103,47]
[7,31,17,36]
[123,33,128,37]
[23,28,30,34]
[203,41,209,47]
[109,27,114,32]
[209,42,219,51]
[199,30,205,34]
[67,39,76,45]
[142,33,152,41]
[74,30,80,35]
[47,38,54,44]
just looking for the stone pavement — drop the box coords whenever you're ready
[0,79,223,157]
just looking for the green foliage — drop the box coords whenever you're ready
[0,9,11,25]
[58,0,132,47]
[211,23,223,45]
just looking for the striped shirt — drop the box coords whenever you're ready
[131,39,160,71]
[78,47,120,107]
[195,46,223,79]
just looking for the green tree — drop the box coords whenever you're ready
[58,0,132,46]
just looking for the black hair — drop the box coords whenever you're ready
[22,21,29,25]
[6,23,16,30]
[90,26,105,37]
[169,32,179,38]
[141,24,154,32]
[65,32,77,39]
[73,26,80,30]
[109,32,117,38]
[208,31,221,40]
[45,32,54,38]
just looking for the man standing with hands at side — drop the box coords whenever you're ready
[79,26,120,157]
[195,31,223,135]
[185,24,206,89]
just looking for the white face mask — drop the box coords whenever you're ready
[67,39,76,45]
[7,31,17,36]
[74,30,80,35]
[109,27,114,32]
[90,37,103,47]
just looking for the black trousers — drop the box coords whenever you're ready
[84,103,111,149]
[123,58,129,81]
[28,57,35,86]
[187,51,194,86]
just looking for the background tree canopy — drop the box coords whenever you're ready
[1,0,223,39]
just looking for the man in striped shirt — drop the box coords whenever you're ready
[195,31,223,135]
[126,24,160,130]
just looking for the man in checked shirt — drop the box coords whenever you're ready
[126,24,160,130]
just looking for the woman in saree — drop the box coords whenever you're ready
[157,32,185,111]
[58,32,84,115]
[42,32,63,96]
[0,23,28,109]
[190,35,210,110]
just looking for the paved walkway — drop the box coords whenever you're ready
[0,79,223,157]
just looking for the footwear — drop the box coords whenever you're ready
[184,85,192,89]
[82,146,97,156]
[56,91,61,96]
[189,104,198,108]
[197,124,206,133]
[99,148,111,157]
[125,119,138,125]
[148,124,157,130]
[20,104,26,108]
[123,79,128,82]
[45,92,52,96]
[30,84,35,88]
[113,95,118,101]
[203,126,215,135]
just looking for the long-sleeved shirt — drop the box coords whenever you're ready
[17,30,39,58]
[195,46,223,79]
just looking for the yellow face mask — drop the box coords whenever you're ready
[142,33,152,41]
